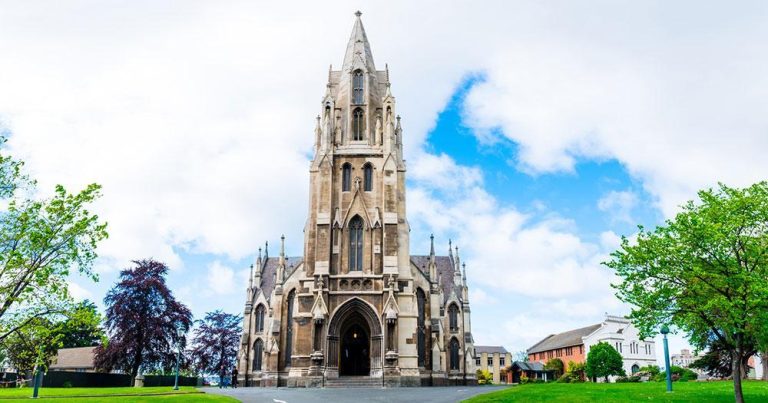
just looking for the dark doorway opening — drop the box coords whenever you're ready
[340,322,370,376]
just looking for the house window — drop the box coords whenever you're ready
[353,70,364,104]
[363,163,373,191]
[566,347,573,356]
[342,163,351,191]
[500,357,505,367]
[352,108,364,141]
[253,339,263,371]
[450,338,460,370]
[348,216,364,271]
[579,345,583,354]
[255,304,265,333]
[488,357,493,367]
[475,357,481,366]
[448,304,459,332]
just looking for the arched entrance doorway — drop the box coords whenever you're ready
[327,298,383,378]
[340,321,370,376]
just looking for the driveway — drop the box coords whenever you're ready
[203,386,508,403]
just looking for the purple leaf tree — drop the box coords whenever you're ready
[190,310,242,376]
[94,259,192,382]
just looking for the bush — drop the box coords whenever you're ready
[520,373,529,384]
[62,381,73,388]
[654,366,698,382]
[476,369,493,385]
[638,365,660,376]
[615,375,641,383]
[557,372,580,383]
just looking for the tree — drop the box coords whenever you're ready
[189,310,241,375]
[513,350,529,363]
[605,182,768,402]
[545,358,565,378]
[585,342,625,382]
[94,260,192,382]
[58,300,105,348]
[1,301,105,374]
[0,135,108,342]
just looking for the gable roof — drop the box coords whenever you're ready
[527,324,602,354]
[258,256,303,299]
[512,361,548,372]
[410,255,458,303]
[50,347,96,369]
[475,345,508,355]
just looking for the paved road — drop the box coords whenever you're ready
[203,386,508,403]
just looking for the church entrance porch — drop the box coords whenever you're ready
[340,322,370,376]
[326,298,383,379]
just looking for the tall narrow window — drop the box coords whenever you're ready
[353,70,364,104]
[342,163,351,191]
[363,163,372,191]
[285,290,295,367]
[255,305,265,333]
[417,288,426,367]
[348,216,363,271]
[253,339,263,371]
[352,108,364,141]
[450,338,460,370]
[449,304,459,332]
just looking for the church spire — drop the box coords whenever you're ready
[342,11,376,73]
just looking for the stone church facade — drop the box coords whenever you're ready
[237,12,476,388]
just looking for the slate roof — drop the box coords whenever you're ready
[257,256,303,299]
[410,255,458,303]
[512,361,547,372]
[475,345,509,355]
[527,324,602,354]
[50,347,96,370]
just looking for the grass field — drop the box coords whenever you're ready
[0,386,237,402]
[464,380,768,402]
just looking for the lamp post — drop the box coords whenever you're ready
[31,362,42,399]
[661,325,672,392]
[173,325,185,391]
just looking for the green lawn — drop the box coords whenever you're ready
[464,381,768,402]
[0,386,236,402]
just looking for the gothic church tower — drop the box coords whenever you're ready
[238,12,475,388]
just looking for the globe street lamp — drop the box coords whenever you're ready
[173,325,185,391]
[661,325,672,392]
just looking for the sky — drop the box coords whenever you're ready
[1,1,767,363]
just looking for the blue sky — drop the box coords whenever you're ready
[2,1,767,363]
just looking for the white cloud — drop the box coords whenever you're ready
[597,190,638,224]
[206,261,236,296]
[67,281,93,302]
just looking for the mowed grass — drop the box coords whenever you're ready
[464,380,768,402]
[0,386,237,402]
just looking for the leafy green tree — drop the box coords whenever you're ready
[605,182,768,403]
[0,135,108,342]
[0,302,104,374]
[585,342,625,382]
[58,300,105,348]
[544,358,565,378]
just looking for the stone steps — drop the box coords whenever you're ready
[324,376,384,388]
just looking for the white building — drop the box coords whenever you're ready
[670,349,702,368]
[582,315,657,379]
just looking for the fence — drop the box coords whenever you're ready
[38,371,198,387]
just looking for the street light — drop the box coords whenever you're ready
[173,324,185,391]
[661,325,672,393]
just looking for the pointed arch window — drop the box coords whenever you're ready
[348,216,364,271]
[417,288,427,367]
[285,290,295,367]
[253,339,263,371]
[449,304,459,332]
[363,163,373,191]
[352,108,364,141]
[255,304,265,333]
[450,338,460,370]
[353,70,364,104]
[342,163,351,192]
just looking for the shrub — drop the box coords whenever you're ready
[545,358,565,378]
[62,381,73,388]
[476,369,493,385]
[615,375,641,383]
[520,373,529,384]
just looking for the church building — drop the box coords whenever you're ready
[237,12,476,387]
